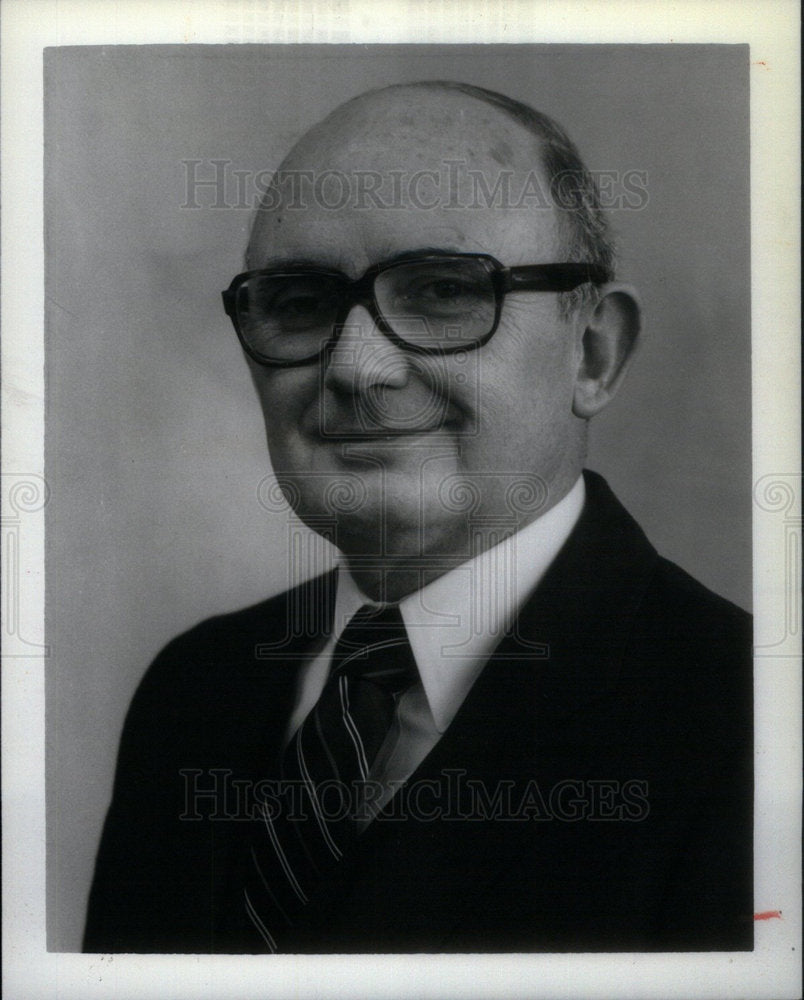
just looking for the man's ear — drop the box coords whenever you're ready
[571,284,641,419]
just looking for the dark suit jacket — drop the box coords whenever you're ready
[84,471,753,953]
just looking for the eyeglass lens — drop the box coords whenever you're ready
[235,257,497,362]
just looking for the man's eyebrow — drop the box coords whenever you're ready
[248,247,470,274]
[373,246,469,265]
[249,256,343,271]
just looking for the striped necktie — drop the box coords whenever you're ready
[244,603,418,951]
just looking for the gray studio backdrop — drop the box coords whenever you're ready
[45,44,750,950]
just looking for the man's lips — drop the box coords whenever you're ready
[305,399,466,440]
[316,426,451,440]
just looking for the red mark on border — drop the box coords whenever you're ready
[754,910,782,920]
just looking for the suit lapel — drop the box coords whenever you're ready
[402,469,659,782]
[246,568,339,766]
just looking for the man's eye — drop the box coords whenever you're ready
[275,295,322,316]
[401,277,483,307]
[259,281,340,331]
[427,280,470,300]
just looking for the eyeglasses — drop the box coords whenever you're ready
[222,252,608,367]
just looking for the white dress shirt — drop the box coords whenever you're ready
[284,475,585,824]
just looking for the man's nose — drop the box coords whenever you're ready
[323,304,411,395]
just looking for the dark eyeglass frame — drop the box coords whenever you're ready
[221,252,609,368]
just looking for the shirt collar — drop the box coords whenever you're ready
[333,475,585,733]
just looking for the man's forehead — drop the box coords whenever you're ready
[249,211,561,276]
[283,85,542,175]
[248,87,561,271]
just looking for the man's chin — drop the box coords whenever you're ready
[338,528,472,603]
[297,502,427,557]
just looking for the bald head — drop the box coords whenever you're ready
[248,81,614,296]
[282,82,541,173]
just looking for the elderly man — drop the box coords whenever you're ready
[84,81,752,954]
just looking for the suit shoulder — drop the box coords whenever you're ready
[160,589,293,659]
[124,575,332,729]
[151,570,334,672]
[646,555,751,638]
[624,556,752,735]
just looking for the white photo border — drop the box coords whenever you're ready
[2,1,800,998]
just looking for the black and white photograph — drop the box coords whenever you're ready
[2,2,800,998]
